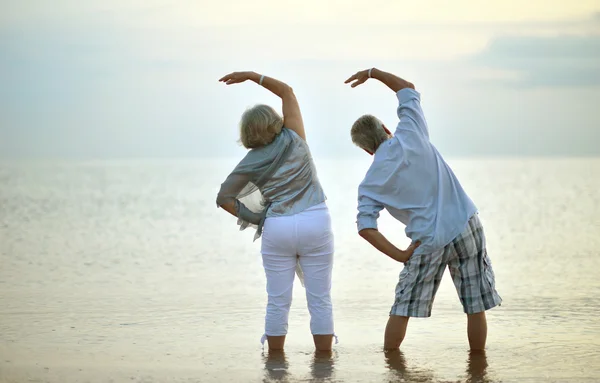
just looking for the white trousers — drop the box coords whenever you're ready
[260,202,335,337]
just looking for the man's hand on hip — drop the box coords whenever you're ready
[359,228,421,263]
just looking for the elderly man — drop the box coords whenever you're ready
[344,68,502,351]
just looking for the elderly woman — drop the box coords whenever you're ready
[216,71,335,352]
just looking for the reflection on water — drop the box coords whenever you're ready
[385,350,492,383]
[466,350,490,383]
[310,350,336,381]
[263,350,336,382]
[385,350,436,382]
[260,348,495,383]
[263,351,290,382]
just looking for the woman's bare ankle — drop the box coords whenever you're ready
[313,334,333,351]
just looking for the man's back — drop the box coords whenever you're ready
[357,88,477,255]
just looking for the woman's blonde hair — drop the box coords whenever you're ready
[239,104,284,149]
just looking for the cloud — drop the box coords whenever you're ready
[467,34,600,87]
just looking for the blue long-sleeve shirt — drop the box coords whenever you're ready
[356,88,478,255]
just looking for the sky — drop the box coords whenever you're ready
[1,1,599,159]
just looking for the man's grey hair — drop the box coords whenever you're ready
[350,114,390,153]
[239,104,284,149]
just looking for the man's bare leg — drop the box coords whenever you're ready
[384,315,410,351]
[467,311,487,351]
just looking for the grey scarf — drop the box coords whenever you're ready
[216,129,294,241]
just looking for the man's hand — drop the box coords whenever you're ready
[345,68,415,93]
[344,69,371,88]
[359,228,421,263]
[393,240,421,263]
[219,71,255,85]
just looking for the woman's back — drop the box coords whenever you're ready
[256,128,326,217]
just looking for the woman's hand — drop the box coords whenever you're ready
[218,70,305,140]
[219,71,255,85]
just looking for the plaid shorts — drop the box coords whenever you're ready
[390,214,502,317]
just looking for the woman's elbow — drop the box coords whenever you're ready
[216,197,235,209]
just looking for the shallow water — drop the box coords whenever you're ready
[1,158,599,382]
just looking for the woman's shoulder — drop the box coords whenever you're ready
[281,127,309,150]
[250,127,297,157]
[264,127,303,149]
[282,127,301,140]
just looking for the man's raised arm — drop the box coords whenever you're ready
[344,68,414,93]
[345,67,429,138]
